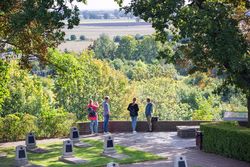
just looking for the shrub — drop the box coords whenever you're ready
[201,122,250,162]
[1,114,37,141]
[37,109,76,138]
[2,114,21,141]
[80,35,86,41]
[0,111,76,142]
[70,35,77,41]
[19,114,38,136]
[0,117,3,140]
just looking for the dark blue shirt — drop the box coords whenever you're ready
[145,102,153,116]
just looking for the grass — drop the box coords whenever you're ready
[0,139,164,167]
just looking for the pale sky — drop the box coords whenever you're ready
[73,0,131,10]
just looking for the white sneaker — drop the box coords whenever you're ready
[133,131,137,134]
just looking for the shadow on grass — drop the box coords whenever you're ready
[0,139,164,167]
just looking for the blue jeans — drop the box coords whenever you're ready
[131,116,137,131]
[103,115,109,133]
[90,120,98,133]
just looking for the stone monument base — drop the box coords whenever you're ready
[102,152,129,160]
[107,162,120,167]
[59,156,88,164]
[27,147,49,154]
[73,142,91,148]
[103,149,116,154]
[0,152,7,158]
[26,145,37,150]
[17,164,44,167]
[14,159,29,167]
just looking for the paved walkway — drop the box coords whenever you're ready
[1,132,250,167]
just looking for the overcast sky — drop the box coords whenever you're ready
[72,0,131,10]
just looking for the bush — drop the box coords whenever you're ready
[0,117,3,140]
[201,122,250,162]
[0,111,76,142]
[0,114,37,141]
[80,35,86,41]
[37,109,76,138]
[70,35,77,41]
[2,114,21,141]
[19,114,38,136]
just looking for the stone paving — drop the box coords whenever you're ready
[110,132,250,167]
[1,132,250,167]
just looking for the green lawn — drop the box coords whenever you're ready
[0,139,164,166]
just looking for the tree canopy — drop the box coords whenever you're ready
[0,0,86,67]
[122,0,250,125]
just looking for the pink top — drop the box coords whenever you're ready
[87,104,98,121]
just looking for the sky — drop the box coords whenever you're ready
[73,0,131,10]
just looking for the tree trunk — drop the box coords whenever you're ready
[248,96,250,128]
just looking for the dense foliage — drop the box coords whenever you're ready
[201,122,250,162]
[123,0,250,125]
[93,34,174,64]
[0,46,247,141]
[0,112,76,142]
[0,60,77,141]
[49,50,133,120]
[0,0,86,66]
[0,0,249,142]
[0,59,9,113]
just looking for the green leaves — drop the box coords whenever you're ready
[0,60,9,114]
[0,0,86,66]
[1,61,54,117]
[201,122,250,161]
[49,50,130,120]
[125,0,250,116]
[93,34,117,60]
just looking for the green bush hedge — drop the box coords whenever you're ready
[201,122,250,162]
[0,111,76,142]
[37,109,76,138]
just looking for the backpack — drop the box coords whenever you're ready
[88,107,96,117]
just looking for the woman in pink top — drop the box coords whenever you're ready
[87,99,99,134]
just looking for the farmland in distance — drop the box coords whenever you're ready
[58,19,155,53]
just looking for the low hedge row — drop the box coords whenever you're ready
[201,122,250,162]
[0,111,77,142]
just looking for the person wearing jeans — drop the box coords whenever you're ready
[87,99,99,135]
[127,98,139,134]
[145,98,153,132]
[102,96,110,134]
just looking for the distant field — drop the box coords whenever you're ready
[79,19,138,24]
[58,20,155,53]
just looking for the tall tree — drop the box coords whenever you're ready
[93,34,117,60]
[0,0,86,67]
[133,36,159,63]
[116,35,137,60]
[123,0,250,126]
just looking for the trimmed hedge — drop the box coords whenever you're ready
[201,122,250,162]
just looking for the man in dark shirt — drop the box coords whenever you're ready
[127,97,139,134]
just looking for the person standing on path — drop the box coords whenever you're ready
[127,97,139,134]
[87,99,99,135]
[102,96,111,134]
[145,98,153,132]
